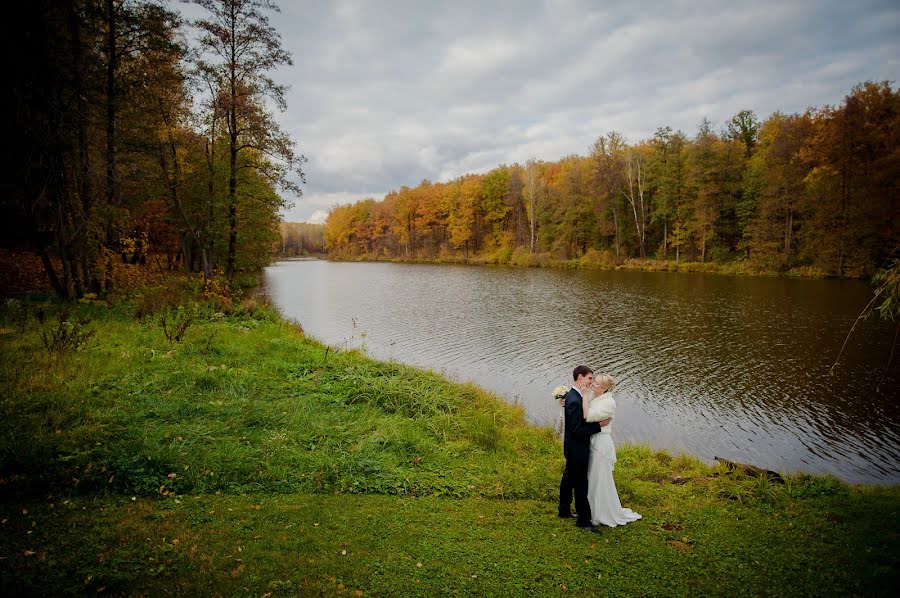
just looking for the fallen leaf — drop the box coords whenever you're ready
[416,562,423,568]
[337,583,345,591]
[24,550,36,557]
[565,563,572,570]
[355,591,364,597]
[341,550,346,556]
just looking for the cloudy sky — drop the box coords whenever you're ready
[200,0,900,223]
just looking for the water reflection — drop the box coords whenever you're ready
[263,260,900,484]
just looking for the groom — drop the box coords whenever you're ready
[558,365,608,532]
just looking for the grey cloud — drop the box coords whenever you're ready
[230,0,900,222]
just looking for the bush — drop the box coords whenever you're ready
[578,248,617,269]
[495,246,513,265]
[160,307,195,343]
[202,278,233,313]
[134,277,196,320]
[39,308,95,353]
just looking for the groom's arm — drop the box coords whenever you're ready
[565,397,602,438]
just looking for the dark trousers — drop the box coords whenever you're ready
[558,454,592,526]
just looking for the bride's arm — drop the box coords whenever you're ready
[585,396,615,422]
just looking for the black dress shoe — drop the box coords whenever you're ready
[576,523,602,533]
[557,512,575,519]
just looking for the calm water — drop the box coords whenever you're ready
[263,260,900,484]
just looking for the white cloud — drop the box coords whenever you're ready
[305,210,329,225]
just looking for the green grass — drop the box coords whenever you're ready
[1,294,898,595]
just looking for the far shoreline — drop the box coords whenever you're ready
[306,253,865,280]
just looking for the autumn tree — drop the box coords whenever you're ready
[746,112,812,270]
[317,81,897,277]
[646,127,688,259]
[591,133,626,259]
[724,109,760,158]
[522,159,544,252]
[192,0,305,280]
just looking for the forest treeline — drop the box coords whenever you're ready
[3,0,303,298]
[325,82,899,278]
[279,222,324,256]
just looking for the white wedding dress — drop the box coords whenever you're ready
[585,392,642,527]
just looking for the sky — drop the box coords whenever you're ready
[186,0,900,224]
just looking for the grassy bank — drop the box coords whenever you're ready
[1,285,898,595]
[324,249,838,280]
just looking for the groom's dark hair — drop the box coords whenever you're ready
[573,365,593,381]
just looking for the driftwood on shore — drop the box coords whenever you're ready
[713,456,785,484]
[634,457,786,485]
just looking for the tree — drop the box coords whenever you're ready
[480,167,512,250]
[623,145,649,258]
[522,159,542,252]
[802,82,900,276]
[192,0,306,280]
[647,127,687,260]
[725,109,760,158]
[747,112,811,270]
[591,133,626,260]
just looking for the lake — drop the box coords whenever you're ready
[262,259,900,485]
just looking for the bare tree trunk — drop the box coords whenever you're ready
[105,0,117,212]
[701,224,707,263]
[103,0,118,294]
[226,4,239,281]
[524,159,539,253]
[637,160,646,258]
[612,203,620,260]
[624,153,646,258]
[68,0,98,293]
[663,220,668,259]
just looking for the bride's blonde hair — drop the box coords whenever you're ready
[593,374,616,393]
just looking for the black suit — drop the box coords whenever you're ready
[558,387,603,526]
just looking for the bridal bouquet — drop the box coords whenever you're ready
[552,385,569,400]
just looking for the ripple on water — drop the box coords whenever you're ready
[264,261,900,485]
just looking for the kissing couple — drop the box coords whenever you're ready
[557,365,642,533]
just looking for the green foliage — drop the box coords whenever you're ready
[159,307,195,344]
[872,259,900,321]
[579,248,617,268]
[38,309,96,353]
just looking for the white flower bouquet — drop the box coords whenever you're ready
[552,385,569,401]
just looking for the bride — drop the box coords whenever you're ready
[583,374,642,527]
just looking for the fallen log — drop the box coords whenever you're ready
[714,456,785,484]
